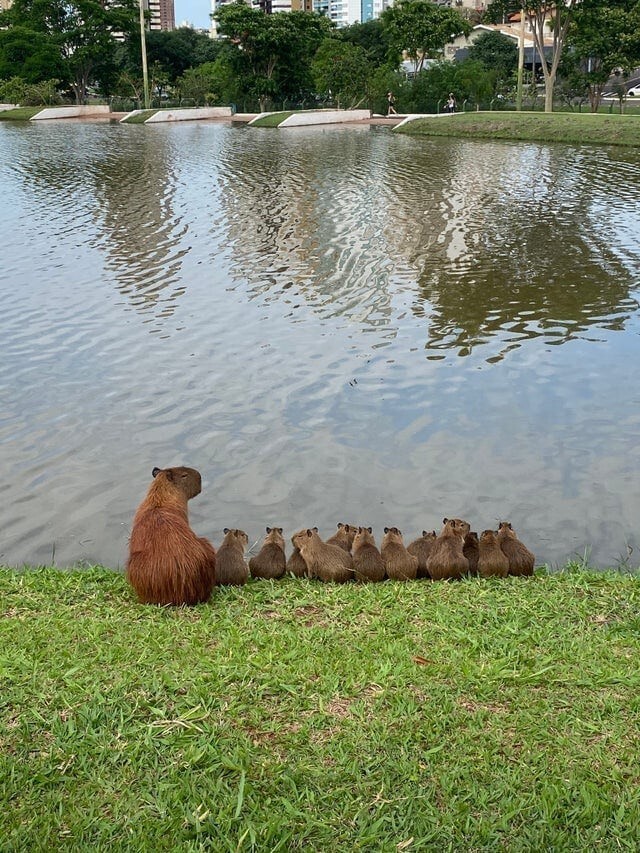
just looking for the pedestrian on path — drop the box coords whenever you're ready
[387,92,397,116]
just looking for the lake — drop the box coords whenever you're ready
[1,120,639,570]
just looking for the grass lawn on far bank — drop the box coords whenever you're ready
[0,107,41,121]
[395,110,640,147]
[1,566,639,850]
[250,111,294,128]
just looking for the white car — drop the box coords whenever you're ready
[627,85,640,97]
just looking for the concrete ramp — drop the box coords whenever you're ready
[31,106,110,120]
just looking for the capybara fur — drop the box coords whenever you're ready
[407,530,437,579]
[497,522,535,576]
[287,527,317,577]
[463,531,479,576]
[249,527,286,580]
[352,527,385,582]
[126,466,216,606]
[426,518,469,580]
[292,528,353,583]
[381,527,418,581]
[217,528,249,586]
[478,529,509,578]
[326,522,357,553]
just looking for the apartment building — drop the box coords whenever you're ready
[144,0,175,31]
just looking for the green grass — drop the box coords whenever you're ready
[2,566,639,850]
[120,109,159,124]
[0,107,42,121]
[396,110,640,147]
[251,111,294,128]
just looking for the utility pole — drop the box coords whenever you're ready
[516,6,525,111]
[139,0,150,109]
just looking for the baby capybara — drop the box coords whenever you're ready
[326,523,357,553]
[407,530,437,579]
[126,466,216,606]
[426,518,469,580]
[463,531,479,576]
[497,522,535,576]
[249,527,286,580]
[477,529,509,578]
[381,527,418,581]
[292,528,353,583]
[352,527,385,582]
[217,528,250,586]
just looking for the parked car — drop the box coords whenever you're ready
[627,85,640,97]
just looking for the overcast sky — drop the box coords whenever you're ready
[175,0,211,28]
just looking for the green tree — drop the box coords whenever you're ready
[214,4,331,110]
[0,25,66,83]
[311,38,372,108]
[337,19,399,70]
[145,27,222,83]
[565,0,640,111]
[380,0,470,75]
[467,29,518,78]
[0,0,138,103]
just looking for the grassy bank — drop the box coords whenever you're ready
[395,111,640,147]
[250,111,294,128]
[120,109,159,124]
[0,107,41,121]
[1,566,639,850]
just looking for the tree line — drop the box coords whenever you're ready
[0,0,639,113]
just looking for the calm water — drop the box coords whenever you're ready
[1,120,639,569]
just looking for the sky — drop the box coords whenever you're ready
[175,0,211,29]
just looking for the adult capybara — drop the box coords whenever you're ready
[352,527,385,582]
[477,529,509,578]
[407,530,437,579]
[326,523,357,553]
[426,518,469,580]
[292,528,353,583]
[126,466,216,606]
[463,531,479,576]
[217,528,250,586]
[381,527,418,581]
[497,522,535,576]
[249,527,286,580]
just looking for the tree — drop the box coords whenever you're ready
[311,38,372,108]
[337,19,400,70]
[467,29,518,78]
[0,25,66,83]
[381,0,470,76]
[214,4,332,110]
[145,27,222,83]
[0,0,138,103]
[565,0,640,111]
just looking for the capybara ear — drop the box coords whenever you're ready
[266,527,271,533]
[223,527,229,535]
[306,529,312,537]
[312,526,318,533]
[152,467,161,478]
[165,469,174,482]
[422,530,428,537]
[443,517,448,524]
[278,528,283,534]
[367,527,372,533]
[337,522,343,529]
[384,527,389,534]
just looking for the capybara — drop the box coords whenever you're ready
[292,528,353,583]
[217,528,250,586]
[381,527,418,581]
[463,531,479,576]
[497,522,535,576]
[286,527,317,578]
[249,527,286,580]
[126,466,216,606]
[477,529,509,578]
[426,518,469,580]
[407,530,437,579]
[326,522,357,553]
[352,527,385,582]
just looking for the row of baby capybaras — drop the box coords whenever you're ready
[126,466,535,607]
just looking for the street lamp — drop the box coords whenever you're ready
[139,0,150,109]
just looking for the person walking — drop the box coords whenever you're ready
[387,92,397,116]
[446,93,456,114]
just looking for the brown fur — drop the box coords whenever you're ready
[477,529,509,578]
[381,527,418,581]
[326,523,357,553]
[426,518,469,580]
[407,530,436,579]
[497,522,535,576]
[292,528,353,583]
[286,527,317,578]
[352,527,385,582]
[216,528,249,586]
[126,466,216,606]
[463,531,479,576]
[249,527,286,580]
